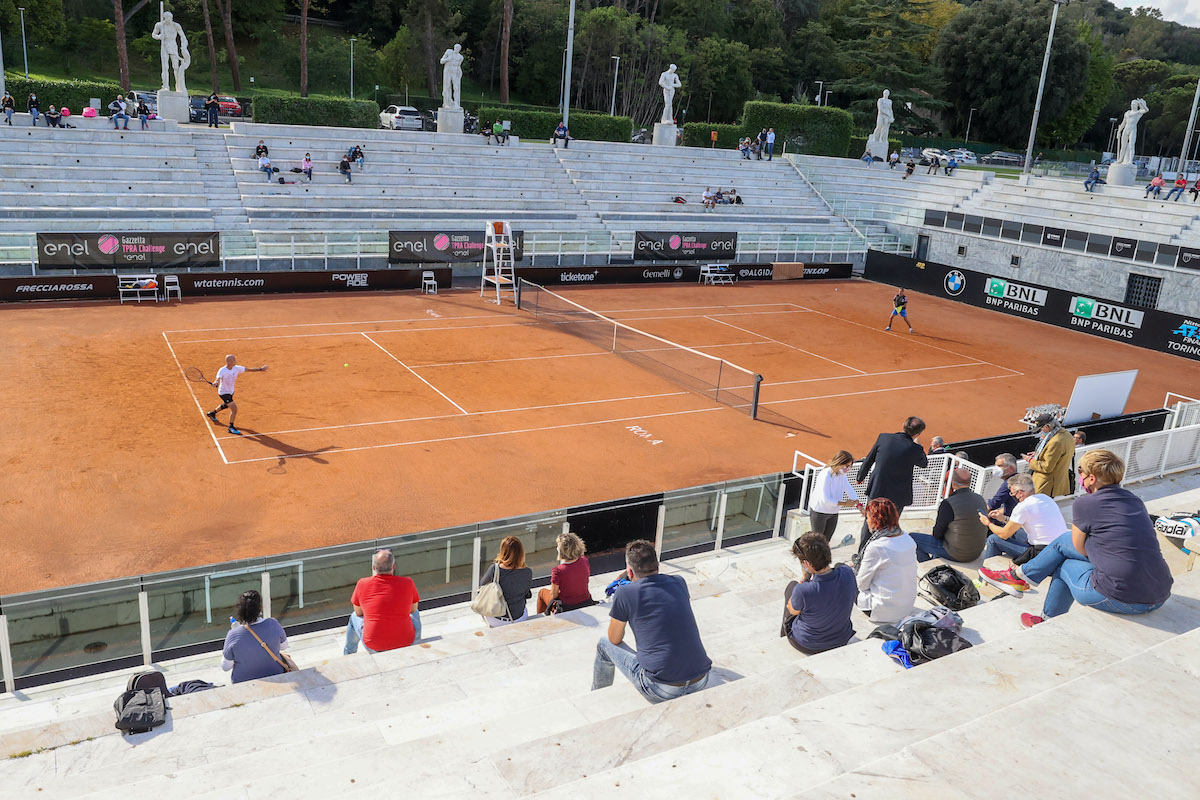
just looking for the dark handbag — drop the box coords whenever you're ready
[544,598,565,616]
[918,565,980,611]
[1012,544,1045,567]
[901,619,973,664]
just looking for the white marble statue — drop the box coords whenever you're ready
[658,64,681,124]
[1115,98,1149,165]
[871,89,894,143]
[440,44,464,109]
[152,11,190,94]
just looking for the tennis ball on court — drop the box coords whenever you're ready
[344,363,349,367]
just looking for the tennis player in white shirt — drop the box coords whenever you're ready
[206,354,268,436]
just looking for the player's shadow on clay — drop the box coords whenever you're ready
[235,429,337,465]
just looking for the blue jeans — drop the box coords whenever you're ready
[340,169,352,183]
[30,108,39,125]
[139,113,149,130]
[260,165,273,181]
[766,142,774,159]
[343,610,422,655]
[909,532,952,563]
[1084,178,1104,191]
[591,638,709,704]
[4,108,12,124]
[1146,186,1160,198]
[208,108,219,127]
[1166,187,1184,201]
[1019,533,1166,619]
[983,529,1031,560]
[113,112,129,129]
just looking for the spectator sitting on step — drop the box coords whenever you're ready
[344,549,421,654]
[702,187,714,211]
[749,137,762,159]
[222,589,290,684]
[258,154,274,182]
[910,469,989,563]
[1084,167,1106,192]
[738,137,751,160]
[348,145,365,171]
[978,473,1068,562]
[537,531,593,615]
[927,155,941,175]
[553,121,570,148]
[727,187,742,205]
[781,533,857,655]
[480,536,533,626]
[482,121,493,144]
[2,91,14,125]
[862,149,874,167]
[889,151,900,169]
[1191,177,1200,203]
[108,95,130,130]
[807,449,863,545]
[986,453,1021,519]
[1024,412,1075,497]
[338,155,353,183]
[945,156,958,175]
[302,153,313,182]
[592,540,711,704]
[492,120,508,146]
[44,106,62,128]
[713,187,727,204]
[27,93,40,126]
[903,159,915,180]
[855,498,918,625]
[137,100,151,130]
[1166,175,1187,201]
[254,140,269,158]
[1144,174,1165,198]
[979,449,1172,628]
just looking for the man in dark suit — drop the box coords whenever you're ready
[857,416,929,554]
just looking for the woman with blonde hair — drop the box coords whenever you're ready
[808,450,864,543]
[480,536,533,627]
[537,531,594,615]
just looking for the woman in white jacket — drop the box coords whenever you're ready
[856,498,918,624]
[808,450,863,542]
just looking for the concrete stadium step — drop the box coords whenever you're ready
[0,139,197,157]
[0,192,207,209]
[0,166,206,183]
[0,125,196,146]
[235,185,588,204]
[0,207,214,220]
[0,152,200,169]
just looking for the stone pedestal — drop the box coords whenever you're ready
[1105,162,1136,187]
[156,90,189,123]
[864,137,889,160]
[436,107,464,134]
[652,122,678,147]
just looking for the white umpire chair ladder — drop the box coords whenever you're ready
[481,220,517,305]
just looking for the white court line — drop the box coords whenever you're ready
[705,316,867,376]
[225,406,723,464]
[214,390,691,440]
[763,373,1013,406]
[412,339,768,368]
[360,333,469,415]
[762,361,985,388]
[161,332,229,465]
[167,321,538,345]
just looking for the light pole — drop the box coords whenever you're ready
[965,108,976,143]
[609,55,620,116]
[349,38,356,99]
[0,24,6,98]
[823,90,832,107]
[562,0,576,128]
[1022,0,1070,179]
[1179,77,1200,175]
[814,81,824,107]
[18,6,29,79]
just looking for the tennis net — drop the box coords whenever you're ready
[516,280,762,419]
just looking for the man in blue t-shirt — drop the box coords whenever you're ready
[592,540,712,703]
[782,533,856,653]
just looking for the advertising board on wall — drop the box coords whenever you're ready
[36,232,220,270]
[388,230,525,263]
[633,231,738,261]
[865,251,1200,362]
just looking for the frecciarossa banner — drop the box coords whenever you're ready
[864,251,1200,362]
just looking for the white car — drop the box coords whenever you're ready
[946,149,978,164]
[380,105,422,131]
[921,147,949,166]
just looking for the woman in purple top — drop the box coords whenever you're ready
[781,533,857,654]
[979,449,1172,626]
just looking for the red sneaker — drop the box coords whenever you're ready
[978,566,1030,596]
[1021,613,1045,629]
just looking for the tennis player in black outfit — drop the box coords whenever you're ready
[885,288,914,333]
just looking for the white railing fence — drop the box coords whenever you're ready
[791,450,992,516]
[1165,392,1200,430]
[1074,423,1200,495]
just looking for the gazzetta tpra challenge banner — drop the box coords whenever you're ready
[36,232,221,270]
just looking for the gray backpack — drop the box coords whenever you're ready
[114,671,169,735]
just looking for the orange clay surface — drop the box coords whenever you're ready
[3,279,1197,594]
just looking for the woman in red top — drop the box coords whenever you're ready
[537,532,593,614]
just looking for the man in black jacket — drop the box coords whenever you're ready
[856,416,929,554]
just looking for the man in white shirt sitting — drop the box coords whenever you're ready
[977,473,1068,573]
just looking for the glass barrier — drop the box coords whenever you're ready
[661,483,724,552]
[720,475,782,542]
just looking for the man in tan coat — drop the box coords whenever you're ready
[1024,413,1075,497]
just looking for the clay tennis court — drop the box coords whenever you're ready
[3,278,1197,594]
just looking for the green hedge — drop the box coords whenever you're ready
[681,123,745,149]
[3,77,122,115]
[740,101,853,158]
[253,95,379,128]
[476,107,632,143]
[848,136,902,159]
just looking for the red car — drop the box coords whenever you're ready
[216,95,242,116]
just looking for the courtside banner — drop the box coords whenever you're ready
[864,251,1200,362]
[179,269,451,296]
[36,232,220,269]
[634,231,738,261]
[388,230,525,263]
[0,275,119,302]
[513,264,779,285]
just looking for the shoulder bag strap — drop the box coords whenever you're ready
[242,622,288,671]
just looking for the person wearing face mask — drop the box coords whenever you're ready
[28,93,41,126]
[1023,412,1075,497]
[806,450,863,545]
[979,449,1172,627]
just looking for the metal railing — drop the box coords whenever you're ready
[790,450,992,515]
[1074,422,1200,495]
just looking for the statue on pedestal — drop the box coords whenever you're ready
[440,44,464,110]
[152,11,190,94]
[658,64,681,124]
[871,89,894,144]
[1115,98,1149,165]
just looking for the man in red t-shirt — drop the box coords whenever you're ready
[344,549,421,654]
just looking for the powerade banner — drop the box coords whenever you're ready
[865,251,1200,362]
[388,230,525,263]
[176,269,450,296]
[634,231,738,261]
[0,275,119,302]
[36,232,220,269]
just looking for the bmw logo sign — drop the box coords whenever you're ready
[944,270,966,296]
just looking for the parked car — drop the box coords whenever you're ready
[984,150,1025,167]
[946,148,978,164]
[920,147,949,166]
[188,96,210,123]
[380,104,423,130]
[215,95,242,116]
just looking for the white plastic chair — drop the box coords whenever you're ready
[163,274,182,302]
[421,270,438,294]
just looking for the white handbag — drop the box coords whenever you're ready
[471,567,511,619]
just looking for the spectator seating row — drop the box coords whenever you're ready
[794,154,989,222]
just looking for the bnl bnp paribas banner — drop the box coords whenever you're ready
[37,232,220,269]
[867,251,1200,362]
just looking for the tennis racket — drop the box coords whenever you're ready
[184,366,215,386]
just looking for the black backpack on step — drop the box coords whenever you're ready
[114,671,169,735]
[918,565,980,611]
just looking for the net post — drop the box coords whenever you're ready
[515,277,524,310]
[751,374,762,420]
